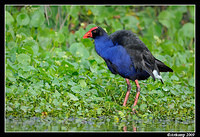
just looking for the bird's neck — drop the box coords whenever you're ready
[94,35,114,58]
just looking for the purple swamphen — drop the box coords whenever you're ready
[83,26,173,112]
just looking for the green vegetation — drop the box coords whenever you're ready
[6,5,195,122]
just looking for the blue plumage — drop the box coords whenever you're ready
[93,33,150,81]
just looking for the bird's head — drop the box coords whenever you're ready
[83,26,107,39]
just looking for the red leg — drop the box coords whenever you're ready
[123,78,131,106]
[123,126,127,132]
[133,124,137,132]
[132,80,141,111]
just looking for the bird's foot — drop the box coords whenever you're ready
[131,108,137,114]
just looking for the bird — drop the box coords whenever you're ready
[83,26,173,112]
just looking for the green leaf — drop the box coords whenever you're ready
[189,77,194,87]
[54,32,65,43]
[45,82,50,89]
[162,87,170,92]
[30,11,45,27]
[170,89,179,96]
[178,23,194,39]
[79,80,87,88]
[111,20,123,31]
[67,92,79,101]
[80,59,90,69]
[71,85,81,93]
[140,104,147,111]
[53,98,59,106]
[69,43,90,59]
[17,27,31,36]
[118,111,125,118]
[97,108,102,115]
[91,49,104,64]
[169,103,174,109]
[68,81,77,86]
[158,11,172,28]
[63,102,68,107]
[121,16,139,30]
[35,107,41,113]
[52,79,60,87]
[23,39,39,55]
[16,13,30,26]
[17,54,31,65]
[7,106,13,111]
[171,74,179,81]
[5,11,14,25]
[69,6,80,18]
[21,65,36,71]
[75,28,86,41]
[89,6,100,16]
[188,6,194,22]
[21,106,28,112]
[141,95,147,101]
[6,69,16,82]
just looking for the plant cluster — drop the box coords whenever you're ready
[6,5,194,120]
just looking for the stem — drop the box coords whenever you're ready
[59,6,72,31]
[44,6,49,26]
[189,38,194,50]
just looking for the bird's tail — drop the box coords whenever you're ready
[155,58,173,72]
[153,58,173,84]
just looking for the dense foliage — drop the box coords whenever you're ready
[6,5,195,121]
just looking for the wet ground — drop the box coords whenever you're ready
[5,116,195,132]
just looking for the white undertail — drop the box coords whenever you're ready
[153,70,162,80]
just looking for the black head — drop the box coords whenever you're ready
[83,26,107,39]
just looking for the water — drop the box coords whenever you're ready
[5,116,195,132]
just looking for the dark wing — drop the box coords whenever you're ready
[155,58,173,72]
[104,59,118,74]
[109,30,158,80]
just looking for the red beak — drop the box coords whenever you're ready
[83,31,92,39]
[83,26,98,39]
